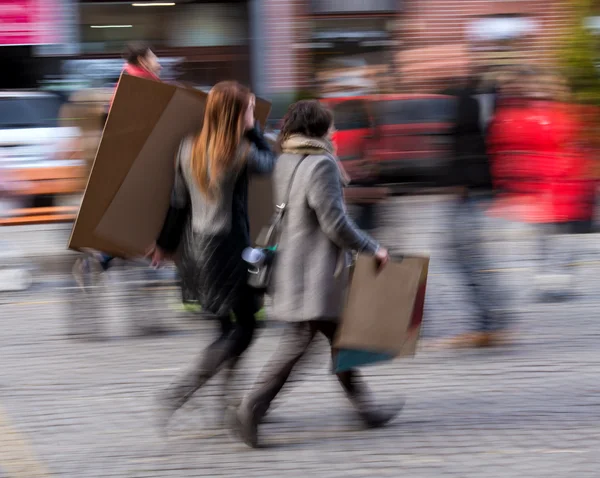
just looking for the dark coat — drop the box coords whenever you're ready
[447,86,493,193]
[157,127,276,316]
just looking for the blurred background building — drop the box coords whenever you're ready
[0,0,253,91]
[2,0,600,226]
[0,1,581,98]
[263,0,573,101]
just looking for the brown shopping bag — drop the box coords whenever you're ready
[333,253,429,373]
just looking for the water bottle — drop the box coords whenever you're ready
[242,247,267,267]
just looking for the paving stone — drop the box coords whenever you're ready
[2,197,600,476]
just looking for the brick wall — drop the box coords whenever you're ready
[262,0,573,95]
[400,0,572,92]
[262,0,308,93]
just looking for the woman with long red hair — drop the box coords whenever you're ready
[149,81,276,429]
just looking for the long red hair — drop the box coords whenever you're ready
[191,81,251,200]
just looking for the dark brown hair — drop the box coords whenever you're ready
[278,100,333,148]
[123,42,152,66]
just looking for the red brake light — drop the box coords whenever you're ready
[331,132,339,155]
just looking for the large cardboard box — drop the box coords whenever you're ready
[69,74,272,258]
[334,254,429,372]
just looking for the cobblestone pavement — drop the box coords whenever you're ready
[2,196,600,477]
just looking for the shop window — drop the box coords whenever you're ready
[79,2,248,54]
[312,18,396,97]
[169,4,248,47]
[467,14,538,70]
[585,16,600,32]
[467,15,538,43]
[80,3,169,53]
[310,0,397,15]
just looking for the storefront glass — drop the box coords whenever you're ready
[467,15,538,68]
[311,18,397,97]
[79,2,248,54]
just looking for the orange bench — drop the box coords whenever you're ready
[0,206,79,226]
[2,163,86,225]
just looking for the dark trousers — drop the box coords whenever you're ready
[166,288,259,407]
[450,195,509,333]
[99,253,113,271]
[213,295,258,364]
[240,320,372,421]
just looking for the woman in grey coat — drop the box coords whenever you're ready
[234,100,399,448]
[148,81,276,429]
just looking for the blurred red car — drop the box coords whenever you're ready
[487,98,596,227]
[321,94,456,185]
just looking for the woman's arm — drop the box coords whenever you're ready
[307,157,379,253]
[245,124,277,175]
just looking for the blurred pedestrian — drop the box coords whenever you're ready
[148,81,276,428]
[72,42,162,284]
[487,69,596,301]
[233,100,400,449]
[120,41,162,83]
[444,74,511,348]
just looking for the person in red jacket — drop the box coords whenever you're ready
[123,42,161,80]
[73,43,162,287]
[105,42,162,121]
[487,70,596,300]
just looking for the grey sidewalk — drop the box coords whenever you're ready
[1,223,78,276]
[2,195,600,476]
[2,264,600,477]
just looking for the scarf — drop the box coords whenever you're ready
[281,135,351,186]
